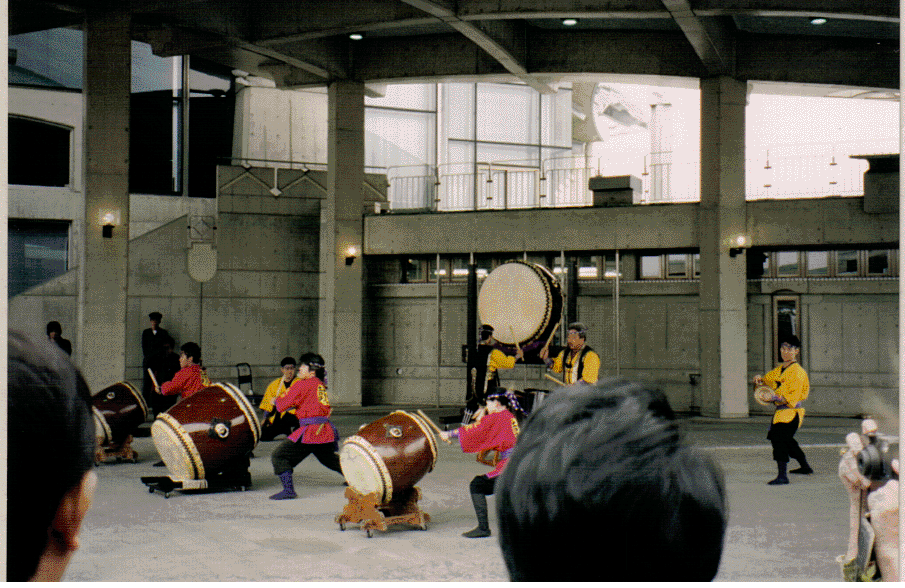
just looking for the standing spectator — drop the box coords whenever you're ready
[259,356,301,441]
[142,312,169,408]
[8,330,97,581]
[46,320,72,356]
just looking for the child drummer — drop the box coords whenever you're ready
[440,388,526,538]
[269,352,344,500]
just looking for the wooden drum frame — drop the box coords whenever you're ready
[151,382,262,480]
[340,410,438,504]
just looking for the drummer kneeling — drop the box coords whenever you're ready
[439,389,527,538]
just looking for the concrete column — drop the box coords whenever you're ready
[319,81,364,405]
[77,9,130,391]
[698,76,749,418]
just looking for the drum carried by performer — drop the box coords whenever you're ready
[440,388,526,538]
[463,325,523,425]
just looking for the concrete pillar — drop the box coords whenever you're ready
[77,9,131,391]
[319,81,364,405]
[698,76,749,418]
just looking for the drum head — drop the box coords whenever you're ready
[340,437,392,503]
[479,261,556,346]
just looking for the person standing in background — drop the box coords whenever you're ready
[142,312,169,410]
[46,321,72,356]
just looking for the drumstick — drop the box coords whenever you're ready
[509,326,522,357]
[544,373,564,386]
[416,409,452,444]
[147,368,160,390]
[542,319,561,352]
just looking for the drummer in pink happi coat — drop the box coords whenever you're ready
[440,388,526,538]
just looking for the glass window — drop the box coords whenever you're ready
[806,251,829,276]
[603,254,621,279]
[404,257,432,283]
[450,257,471,281]
[8,220,70,298]
[640,255,661,278]
[366,83,436,110]
[692,253,701,277]
[775,251,800,277]
[444,83,474,140]
[866,250,890,276]
[577,255,600,279]
[836,250,859,276]
[9,117,71,187]
[476,83,539,144]
[541,86,573,148]
[366,109,436,168]
[666,253,687,278]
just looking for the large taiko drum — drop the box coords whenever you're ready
[92,381,149,446]
[340,411,438,504]
[151,383,262,480]
[478,261,563,353]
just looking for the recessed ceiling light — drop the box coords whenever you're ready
[349,33,364,40]
[810,17,827,25]
[562,18,578,26]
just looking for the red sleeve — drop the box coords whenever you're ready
[160,366,191,396]
[457,411,516,454]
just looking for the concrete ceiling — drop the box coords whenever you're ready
[9,0,900,92]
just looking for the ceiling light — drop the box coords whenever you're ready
[810,17,827,25]
[562,18,578,26]
[349,33,364,40]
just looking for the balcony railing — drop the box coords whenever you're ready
[387,150,889,211]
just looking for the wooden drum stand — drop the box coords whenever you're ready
[95,435,139,464]
[335,486,430,538]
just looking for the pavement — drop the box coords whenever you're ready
[63,408,886,582]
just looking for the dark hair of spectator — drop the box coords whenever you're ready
[7,331,95,581]
[495,379,727,582]
[181,342,201,363]
[280,356,297,368]
[149,311,162,321]
[46,320,62,335]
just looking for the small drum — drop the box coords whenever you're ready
[151,383,262,480]
[753,385,775,407]
[478,261,563,354]
[340,411,438,504]
[92,381,148,446]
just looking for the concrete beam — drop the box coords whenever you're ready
[660,0,735,76]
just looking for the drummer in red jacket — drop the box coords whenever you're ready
[269,352,344,500]
[440,388,526,538]
[154,342,209,401]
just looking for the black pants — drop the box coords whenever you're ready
[271,440,342,476]
[261,412,300,441]
[470,474,496,496]
[767,414,806,464]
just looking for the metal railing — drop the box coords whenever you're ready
[385,150,885,211]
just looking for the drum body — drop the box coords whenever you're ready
[340,411,438,504]
[151,383,261,480]
[92,381,148,446]
[478,261,563,353]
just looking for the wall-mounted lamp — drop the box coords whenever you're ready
[99,209,121,239]
[345,245,359,266]
[729,234,750,257]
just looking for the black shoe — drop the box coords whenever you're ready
[462,527,491,538]
[789,466,813,475]
[767,476,789,485]
[153,460,165,467]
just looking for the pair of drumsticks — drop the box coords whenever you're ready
[509,325,566,387]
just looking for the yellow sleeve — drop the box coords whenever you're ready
[550,350,564,374]
[581,351,600,383]
[762,365,783,390]
[259,378,283,412]
[490,349,516,370]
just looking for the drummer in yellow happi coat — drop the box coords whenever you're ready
[753,334,812,485]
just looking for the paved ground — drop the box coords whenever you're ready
[64,408,881,582]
